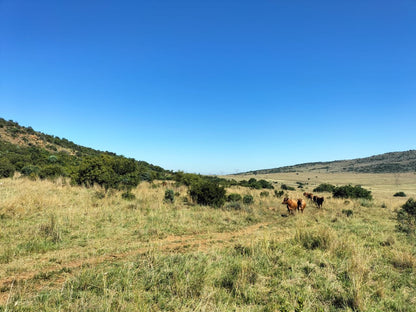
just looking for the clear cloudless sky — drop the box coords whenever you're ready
[1,0,415,174]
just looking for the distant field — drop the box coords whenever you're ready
[0,174,415,311]
[230,172,416,203]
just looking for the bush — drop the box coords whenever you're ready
[189,180,226,207]
[333,185,372,200]
[0,158,15,178]
[243,195,254,205]
[164,189,175,203]
[21,165,40,176]
[238,178,274,189]
[39,165,65,179]
[260,191,269,197]
[396,198,416,235]
[394,192,407,197]
[313,183,336,193]
[227,193,242,202]
[274,190,284,197]
[258,179,274,189]
[281,184,295,191]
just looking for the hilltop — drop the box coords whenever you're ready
[239,150,416,175]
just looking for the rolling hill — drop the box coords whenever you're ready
[239,150,416,175]
[0,117,170,184]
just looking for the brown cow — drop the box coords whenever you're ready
[282,197,298,214]
[303,192,313,199]
[315,196,324,208]
[297,198,306,213]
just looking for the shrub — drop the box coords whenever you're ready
[189,180,226,207]
[47,155,58,163]
[281,184,295,191]
[21,165,40,176]
[313,183,336,193]
[0,158,15,178]
[238,178,274,189]
[227,193,242,202]
[333,185,372,200]
[164,189,175,203]
[260,191,269,197]
[396,198,416,235]
[258,179,274,189]
[394,192,407,197]
[274,190,284,197]
[39,165,65,179]
[243,195,254,205]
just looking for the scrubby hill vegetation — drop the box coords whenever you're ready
[0,118,274,201]
[242,150,416,175]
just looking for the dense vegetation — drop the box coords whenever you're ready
[311,183,373,200]
[332,185,373,200]
[189,180,227,207]
[313,183,336,193]
[396,198,416,235]
[394,191,407,197]
[0,118,168,187]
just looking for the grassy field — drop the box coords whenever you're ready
[0,173,415,311]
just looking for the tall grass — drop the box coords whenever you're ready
[1,176,416,311]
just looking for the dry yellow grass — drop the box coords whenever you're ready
[0,172,415,311]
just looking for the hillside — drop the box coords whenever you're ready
[240,150,416,175]
[0,118,279,192]
[0,117,170,185]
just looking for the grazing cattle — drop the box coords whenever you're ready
[282,197,298,214]
[297,198,306,213]
[315,196,324,208]
[303,192,313,199]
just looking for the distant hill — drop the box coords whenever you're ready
[239,150,416,175]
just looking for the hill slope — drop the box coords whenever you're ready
[240,150,416,175]
[0,117,170,184]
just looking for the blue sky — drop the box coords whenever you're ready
[1,0,415,174]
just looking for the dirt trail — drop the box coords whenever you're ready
[0,222,271,305]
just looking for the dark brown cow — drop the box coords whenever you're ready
[297,198,306,213]
[282,197,298,214]
[315,196,324,208]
